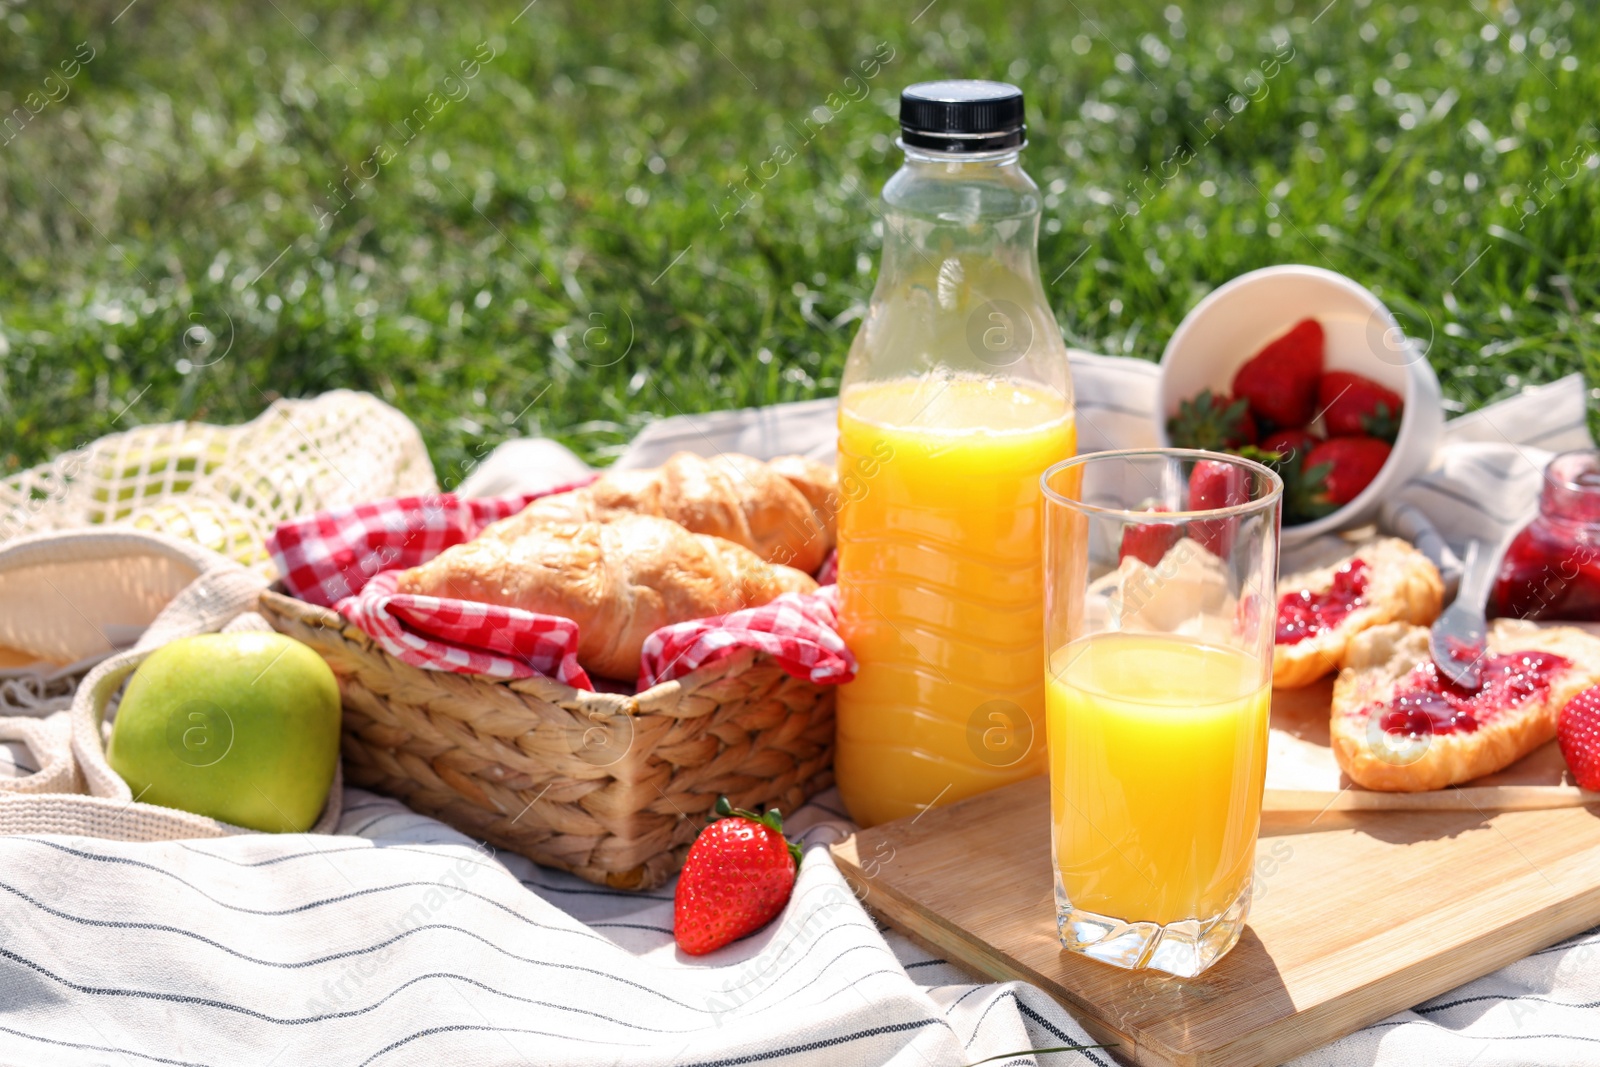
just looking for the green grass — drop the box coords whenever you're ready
[2,0,1597,488]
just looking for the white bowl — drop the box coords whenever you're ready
[1156,265,1444,546]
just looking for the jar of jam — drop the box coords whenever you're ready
[1489,448,1600,621]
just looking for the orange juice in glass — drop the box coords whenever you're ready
[833,80,1075,827]
[1042,450,1281,976]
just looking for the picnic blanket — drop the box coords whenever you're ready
[3,352,1598,1067]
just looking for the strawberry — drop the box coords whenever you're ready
[1317,371,1403,441]
[1166,390,1259,450]
[1189,459,1249,556]
[1189,459,1249,511]
[1231,318,1325,428]
[1273,445,1338,525]
[674,796,802,956]
[1260,428,1318,462]
[1558,685,1600,791]
[1303,436,1391,506]
[1119,506,1180,567]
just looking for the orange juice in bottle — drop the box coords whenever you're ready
[835,81,1075,827]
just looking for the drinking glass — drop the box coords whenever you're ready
[1041,449,1282,977]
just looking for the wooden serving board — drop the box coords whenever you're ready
[833,777,1600,1067]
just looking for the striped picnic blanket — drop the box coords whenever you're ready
[0,789,1119,1067]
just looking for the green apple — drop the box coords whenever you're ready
[106,633,341,833]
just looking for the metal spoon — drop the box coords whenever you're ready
[1429,539,1497,690]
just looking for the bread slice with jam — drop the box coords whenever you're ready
[1273,537,1444,690]
[1330,619,1600,791]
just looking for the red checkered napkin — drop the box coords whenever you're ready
[268,484,594,608]
[268,490,854,691]
[338,570,591,687]
[638,584,851,690]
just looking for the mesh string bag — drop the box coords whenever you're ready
[0,390,437,575]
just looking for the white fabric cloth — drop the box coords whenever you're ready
[2,356,1597,1066]
[0,712,76,794]
[0,789,1111,1067]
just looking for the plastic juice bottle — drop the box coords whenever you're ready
[835,81,1075,827]
[1046,633,1270,924]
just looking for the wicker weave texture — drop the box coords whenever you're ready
[258,589,835,890]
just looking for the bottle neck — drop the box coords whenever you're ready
[842,141,1071,404]
[898,144,1025,166]
[878,147,1044,284]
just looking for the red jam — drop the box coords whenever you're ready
[1375,650,1571,737]
[1490,449,1600,622]
[1276,558,1369,644]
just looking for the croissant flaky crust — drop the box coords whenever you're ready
[1273,537,1444,690]
[397,514,818,680]
[481,452,837,575]
[1330,619,1600,791]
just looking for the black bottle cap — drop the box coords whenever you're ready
[899,80,1026,154]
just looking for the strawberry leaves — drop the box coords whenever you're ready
[1360,400,1402,443]
[1167,389,1258,450]
[713,794,803,867]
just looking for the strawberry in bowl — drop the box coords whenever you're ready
[1157,265,1445,544]
[1303,436,1394,508]
[1169,316,1401,523]
[1230,317,1324,428]
[1318,371,1403,439]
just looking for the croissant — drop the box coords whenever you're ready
[482,452,836,574]
[396,514,818,680]
[767,454,838,528]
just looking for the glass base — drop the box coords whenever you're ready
[1055,876,1252,978]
